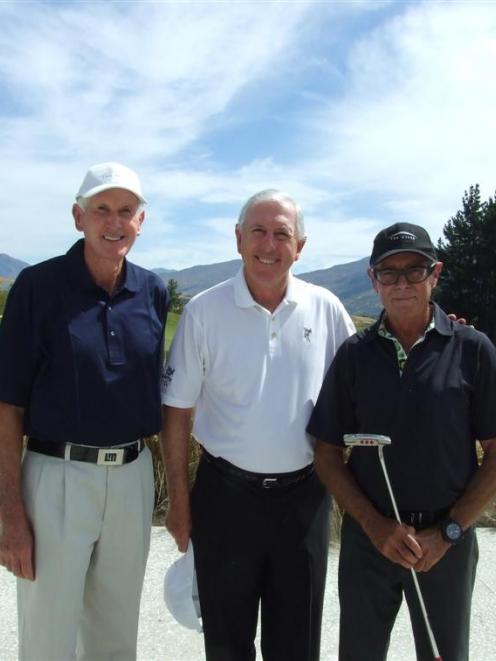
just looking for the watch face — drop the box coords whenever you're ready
[445,521,463,541]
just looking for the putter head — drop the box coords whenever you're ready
[343,434,392,447]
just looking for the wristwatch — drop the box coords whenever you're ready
[440,517,464,544]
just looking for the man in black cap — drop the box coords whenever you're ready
[307,222,496,661]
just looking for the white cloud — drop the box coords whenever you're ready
[0,1,313,262]
[2,0,495,277]
[281,0,496,267]
[300,213,379,271]
[312,1,496,202]
[0,2,312,162]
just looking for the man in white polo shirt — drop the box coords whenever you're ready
[161,189,355,661]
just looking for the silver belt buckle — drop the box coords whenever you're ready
[97,448,125,466]
[262,477,278,488]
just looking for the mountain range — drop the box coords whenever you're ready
[0,253,380,317]
[0,254,30,279]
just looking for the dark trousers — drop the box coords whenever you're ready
[338,514,478,661]
[190,455,331,661]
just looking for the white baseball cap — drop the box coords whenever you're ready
[76,162,146,204]
[163,542,202,633]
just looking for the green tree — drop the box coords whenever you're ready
[167,278,184,314]
[0,285,10,318]
[436,185,496,343]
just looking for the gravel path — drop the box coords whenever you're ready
[1,527,495,660]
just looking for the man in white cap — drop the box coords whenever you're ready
[161,189,355,661]
[0,162,169,660]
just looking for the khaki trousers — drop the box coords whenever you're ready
[17,446,154,661]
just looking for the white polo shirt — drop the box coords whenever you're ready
[162,268,355,473]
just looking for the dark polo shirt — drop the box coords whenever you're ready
[0,239,169,446]
[307,304,496,512]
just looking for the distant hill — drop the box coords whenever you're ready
[299,257,380,317]
[1,252,380,317]
[154,259,242,295]
[154,256,380,317]
[0,254,29,278]
[153,267,178,280]
[0,254,29,289]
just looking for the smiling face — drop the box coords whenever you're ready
[370,252,443,321]
[72,188,144,272]
[235,198,306,307]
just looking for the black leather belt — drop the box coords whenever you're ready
[382,508,449,530]
[27,437,145,466]
[202,448,314,489]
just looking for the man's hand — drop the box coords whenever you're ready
[161,405,195,553]
[315,442,424,569]
[165,499,191,552]
[368,516,423,569]
[413,526,450,572]
[0,402,32,579]
[0,510,35,580]
[447,313,467,325]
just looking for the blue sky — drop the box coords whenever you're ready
[1,0,495,273]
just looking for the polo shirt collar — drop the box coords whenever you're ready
[233,267,301,309]
[65,239,141,295]
[122,260,141,294]
[364,301,454,343]
[431,302,454,336]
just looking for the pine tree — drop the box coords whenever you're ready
[436,185,496,343]
[167,278,184,314]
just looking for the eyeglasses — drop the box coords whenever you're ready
[373,262,437,285]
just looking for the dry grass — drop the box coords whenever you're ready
[149,437,496,532]
[146,434,201,524]
[352,315,375,331]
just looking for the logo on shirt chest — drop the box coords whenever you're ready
[303,327,312,342]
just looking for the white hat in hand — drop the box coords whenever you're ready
[163,542,202,633]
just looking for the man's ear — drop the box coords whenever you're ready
[235,225,242,255]
[368,267,379,293]
[431,261,443,289]
[293,237,307,262]
[72,203,84,232]
[137,210,145,235]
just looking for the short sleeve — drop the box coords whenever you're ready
[0,270,37,406]
[161,305,205,408]
[472,333,496,440]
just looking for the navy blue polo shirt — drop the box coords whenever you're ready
[307,304,496,511]
[0,240,169,446]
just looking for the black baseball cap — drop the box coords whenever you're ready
[370,222,437,266]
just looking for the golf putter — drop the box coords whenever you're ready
[343,434,442,661]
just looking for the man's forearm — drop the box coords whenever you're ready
[315,441,382,535]
[0,402,25,522]
[160,405,195,551]
[450,438,496,530]
[315,440,423,568]
[0,401,35,579]
[160,405,194,504]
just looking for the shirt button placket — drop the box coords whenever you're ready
[269,314,280,355]
[106,301,123,364]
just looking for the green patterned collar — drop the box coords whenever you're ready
[378,312,435,374]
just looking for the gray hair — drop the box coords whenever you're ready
[237,189,305,239]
